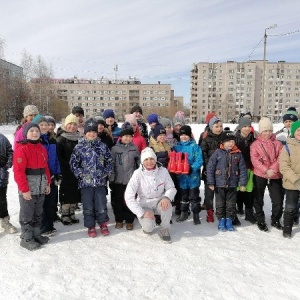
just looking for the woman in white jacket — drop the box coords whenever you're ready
[125,147,176,243]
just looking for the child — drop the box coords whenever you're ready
[109,125,140,230]
[159,117,176,148]
[172,111,186,142]
[95,117,114,149]
[200,116,223,222]
[32,115,61,236]
[72,106,85,136]
[103,109,121,145]
[13,122,51,251]
[130,105,149,143]
[44,116,57,137]
[14,105,39,149]
[56,114,81,225]
[174,125,203,225]
[70,119,113,237]
[250,117,284,232]
[124,147,176,243]
[0,133,17,234]
[279,120,300,238]
[147,114,159,139]
[207,131,247,231]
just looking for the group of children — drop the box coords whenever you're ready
[1,104,300,250]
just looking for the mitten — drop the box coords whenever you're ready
[54,174,63,186]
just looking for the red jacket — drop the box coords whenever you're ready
[250,134,282,179]
[13,142,51,193]
[132,130,146,153]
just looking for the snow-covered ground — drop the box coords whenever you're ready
[1,123,299,300]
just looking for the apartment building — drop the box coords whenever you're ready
[190,61,300,123]
[52,77,178,120]
[0,58,23,78]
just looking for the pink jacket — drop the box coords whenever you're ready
[14,125,26,150]
[250,134,282,179]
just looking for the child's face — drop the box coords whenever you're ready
[150,122,156,129]
[98,123,104,133]
[106,117,115,126]
[121,134,132,144]
[173,124,181,134]
[48,123,55,133]
[284,120,293,129]
[156,134,166,143]
[165,126,172,134]
[223,140,235,150]
[39,121,49,134]
[75,113,84,123]
[212,121,223,135]
[143,157,156,170]
[26,114,36,122]
[133,111,142,120]
[260,130,273,140]
[27,127,40,140]
[240,125,252,137]
[294,128,300,141]
[65,122,78,133]
[85,131,98,141]
[180,134,190,142]
[130,123,137,132]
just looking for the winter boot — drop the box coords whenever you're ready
[61,205,72,225]
[193,213,201,225]
[176,211,188,222]
[20,239,41,251]
[293,215,299,226]
[283,211,294,238]
[218,218,226,231]
[88,227,97,238]
[206,209,214,223]
[232,215,241,226]
[100,223,110,236]
[158,227,171,243]
[70,205,80,224]
[245,208,257,224]
[1,216,17,234]
[115,222,123,229]
[225,218,235,231]
[257,222,268,232]
[126,223,134,230]
[271,220,283,230]
[33,227,49,245]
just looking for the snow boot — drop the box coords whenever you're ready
[33,227,49,245]
[1,216,17,234]
[193,213,201,225]
[218,218,226,231]
[232,215,241,226]
[126,223,134,230]
[245,208,256,224]
[100,223,110,236]
[61,206,72,225]
[20,239,41,251]
[176,211,188,222]
[225,218,234,231]
[271,220,283,230]
[158,227,171,243]
[70,205,80,224]
[257,222,268,232]
[88,227,97,238]
[206,209,214,223]
[115,222,123,229]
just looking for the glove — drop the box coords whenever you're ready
[294,179,300,191]
[54,174,63,186]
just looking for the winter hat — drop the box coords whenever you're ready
[23,105,39,118]
[44,115,56,126]
[125,114,137,125]
[291,120,300,137]
[72,106,85,116]
[220,131,236,144]
[205,112,217,125]
[153,124,166,139]
[120,122,134,137]
[287,106,298,115]
[23,122,40,138]
[103,109,115,119]
[209,116,221,130]
[32,114,48,125]
[179,125,192,138]
[95,117,105,126]
[282,112,298,123]
[173,111,185,126]
[141,147,157,163]
[147,113,159,124]
[244,112,253,119]
[258,117,273,133]
[64,114,79,127]
[237,117,252,130]
[84,118,98,134]
[130,105,143,115]
[159,117,172,128]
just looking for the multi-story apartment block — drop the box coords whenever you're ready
[0,58,23,78]
[190,61,300,123]
[52,77,179,120]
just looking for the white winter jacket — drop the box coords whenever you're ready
[124,165,177,218]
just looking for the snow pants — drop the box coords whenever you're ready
[180,187,201,213]
[215,187,236,220]
[0,186,8,218]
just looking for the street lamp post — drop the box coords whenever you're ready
[261,24,277,118]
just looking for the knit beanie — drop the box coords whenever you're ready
[141,147,157,163]
[125,114,137,124]
[23,105,39,118]
[32,114,48,125]
[130,105,143,115]
[220,131,235,144]
[259,117,273,133]
[283,112,298,123]
[179,125,192,138]
[205,112,217,125]
[23,122,40,138]
[286,107,298,116]
[103,109,115,119]
[209,116,221,130]
[290,120,300,138]
[64,114,79,127]
[153,124,166,139]
[237,117,252,130]
[147,113,159,124]
[44,115,56,126]
[159,117,172,128]
[120,122,134,137]
[72,106,85,116]
[173,111,185,126]
[84,118,98,134]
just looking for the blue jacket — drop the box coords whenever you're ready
[174,139,203,189]
[0,134,13,187]
[40,133,61,176]
[70,137,113,188]
[207,146,248,188]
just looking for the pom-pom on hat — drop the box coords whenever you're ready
[130,105,143,115]
[84,119,98,134]
[173,111,185,126]
[153,124,166,139]
[179,125,192,138]
[237,117,252,130]
[120,122,134,137]
[220,131,235,144]
[147,113,159,124]
[64,114,79,127]
[290,120,300,138]
[23,122,40,138]
[72,106,84,116]
[259,117,273,133]
[23,105,39,118]
[208,116,221,130]
[141,147,157,163]
[103,109,115,119]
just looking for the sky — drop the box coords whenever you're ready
[1,0,300,104]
